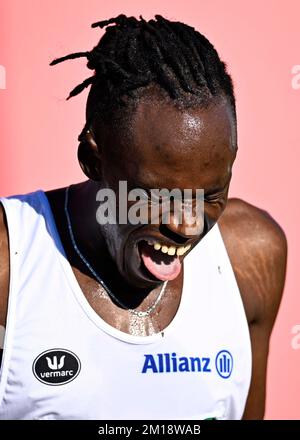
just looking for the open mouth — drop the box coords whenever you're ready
[138,240,191,281]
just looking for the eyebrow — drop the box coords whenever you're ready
[204,177,231,195]
[129,173,231,196]
[204,187,227,196]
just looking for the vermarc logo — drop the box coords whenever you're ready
[33,349,81,386]
[46,354,66,370]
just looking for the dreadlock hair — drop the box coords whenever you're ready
[49,14,236,142]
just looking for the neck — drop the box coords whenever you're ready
[67,180,106,259]
[65,181,164,307]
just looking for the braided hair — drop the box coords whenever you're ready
[49,14,236,139]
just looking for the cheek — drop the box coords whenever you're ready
[204,200,227,225]
[203,210,216,233]
[99,223,122,257]
[101,222,137,258]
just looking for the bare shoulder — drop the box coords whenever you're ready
[0,202,9,328]
[219,197,287,253]
[218,198,287,419]
[218,197,287,325]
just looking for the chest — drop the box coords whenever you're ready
[71,266,184,337]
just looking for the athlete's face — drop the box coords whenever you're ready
[90,94,237,289]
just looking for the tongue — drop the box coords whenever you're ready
[139,242,182,281]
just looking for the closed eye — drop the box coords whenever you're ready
[204,190,227,203]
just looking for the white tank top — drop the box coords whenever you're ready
[0,190,251,420]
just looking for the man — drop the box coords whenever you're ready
[0,14,287,420]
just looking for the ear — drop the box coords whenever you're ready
[77,130,102,181]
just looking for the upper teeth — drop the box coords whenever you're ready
[148,241,191,256]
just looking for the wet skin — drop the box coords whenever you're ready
[0,91,287,418]
[56,94,236,296]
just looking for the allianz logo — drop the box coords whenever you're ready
[141,350,233,378]
[142,352,211,374]
[33,349,81,386]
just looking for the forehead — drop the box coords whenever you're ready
[130,96,235,155]
[102,96,236,189]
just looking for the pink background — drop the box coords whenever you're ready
[1,0,299,419]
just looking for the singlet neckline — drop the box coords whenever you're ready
[40,190,191,345]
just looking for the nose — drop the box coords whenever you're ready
[162,205,204,240]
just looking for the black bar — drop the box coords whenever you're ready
[0,420,300,438]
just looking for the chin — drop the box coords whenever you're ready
[122,264,162,290]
